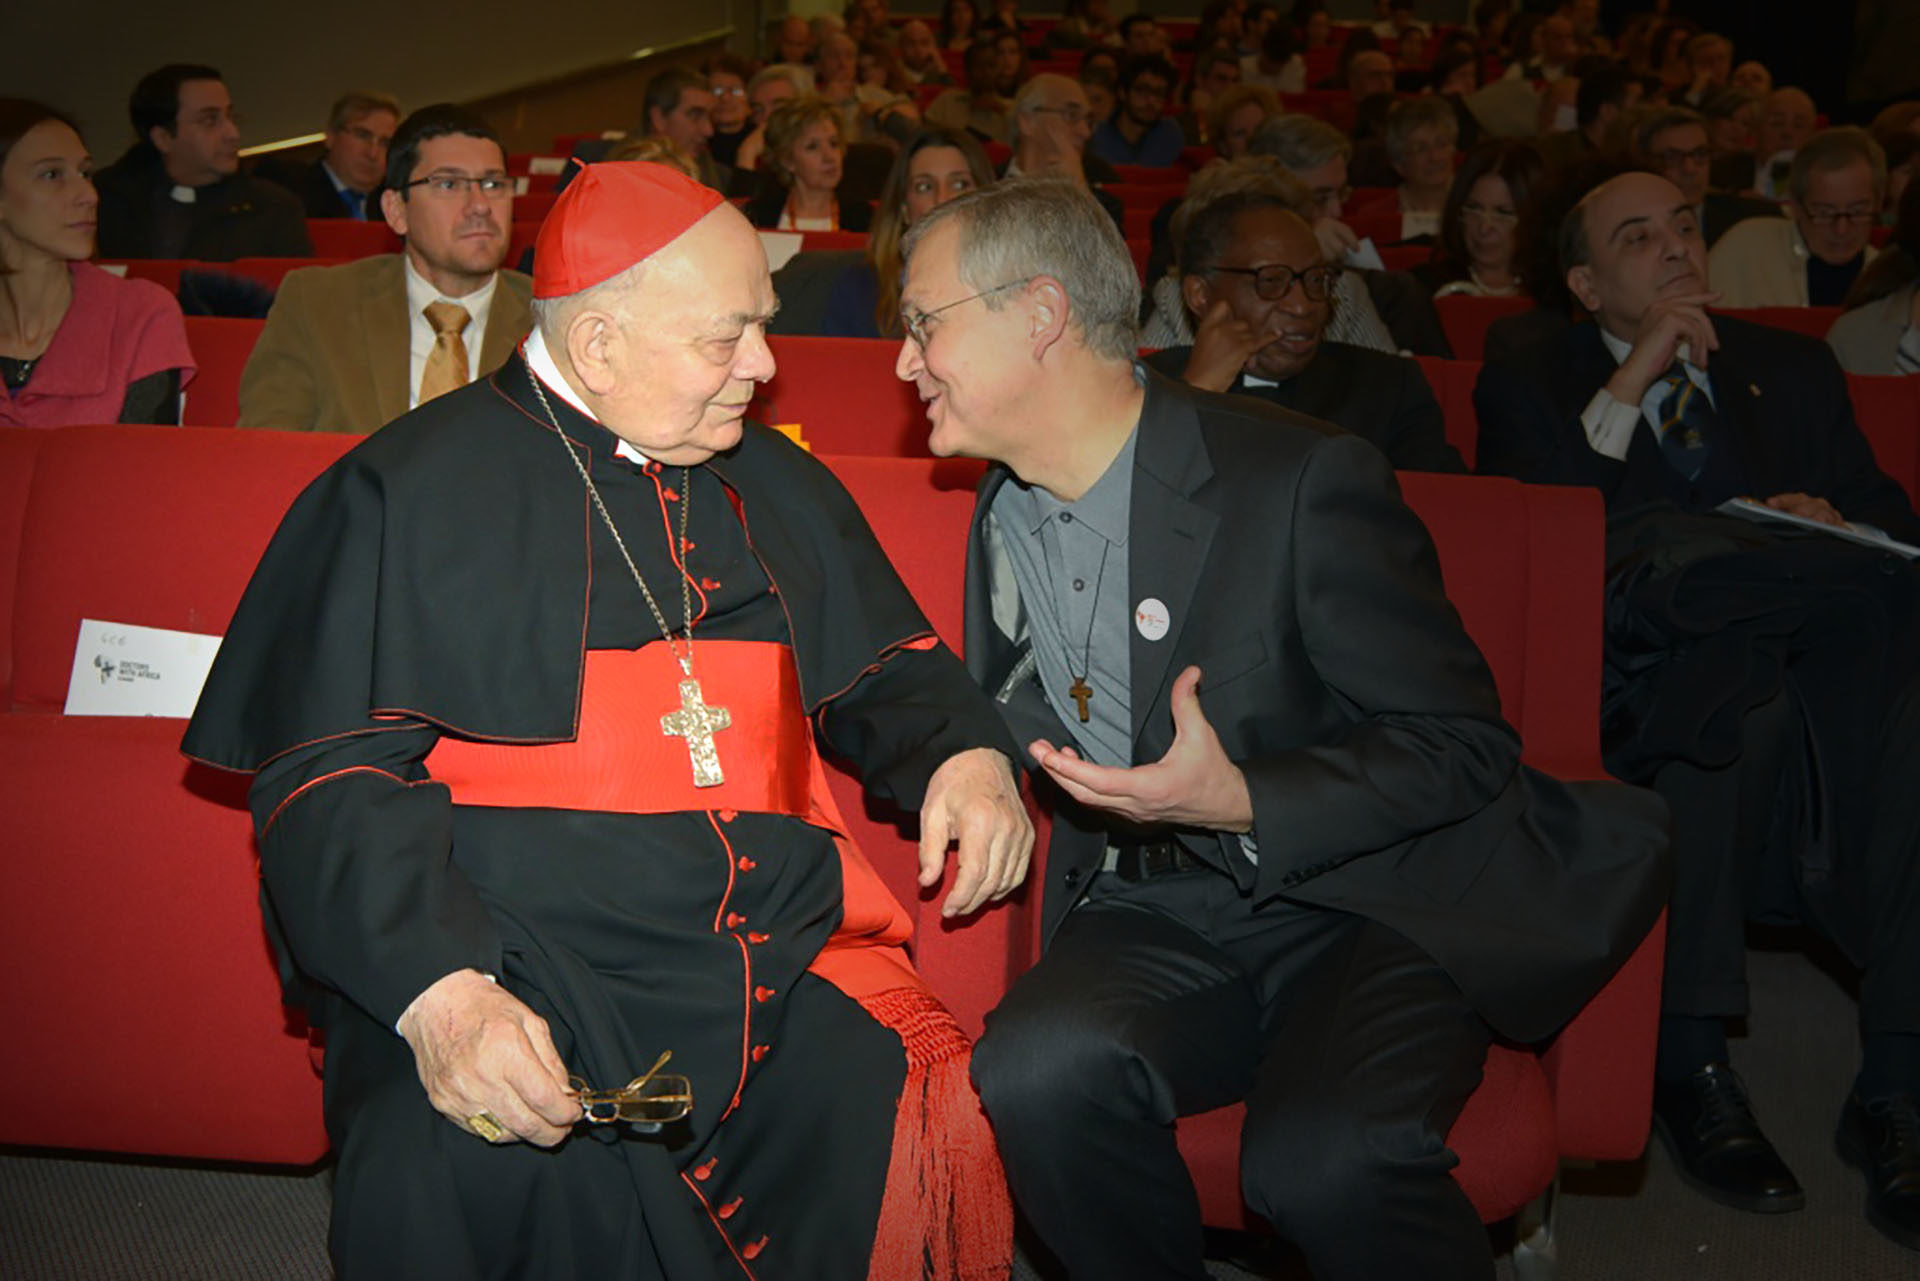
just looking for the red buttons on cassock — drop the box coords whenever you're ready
[751,1044,771,1063]
[693,1158,717,1181]
[742,1237,768,1259]
[700,577,721,590]
[736,856,757,872]
[719,809,738,823]
[718,1197,743,1220]
[747,931,770,944]
[725,912,747,929]
[754,986,776,1003]
[663,486,680,501]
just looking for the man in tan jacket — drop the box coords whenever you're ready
[238,105,532,433]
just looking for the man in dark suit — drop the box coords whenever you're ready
[255,92,401,220]
[1632,106,1782,248]
[896,178,1668,1279]
[1474,170,1920,1252]
[1144,187,1464,472]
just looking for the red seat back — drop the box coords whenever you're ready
[755,335,931,456]
[1434,293,1532,361]
[180,317,265,428]
[0,428,42,706]
[1716,305,1842,343]
[303,219,400,259]
[1848,373,1920,507]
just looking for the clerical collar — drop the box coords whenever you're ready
[1242,372,1280,389]
[169,184,197,204]
[523,326,652,464]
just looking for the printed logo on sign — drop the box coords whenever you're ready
[94,655,116,683]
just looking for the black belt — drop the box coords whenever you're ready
[1109,839,1208,881]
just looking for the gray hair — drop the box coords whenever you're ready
[1172,156,1313,274]
[1247,114,1352,174]
[530,260,650,350]
[1384,96,1459,168]
[901,177,1140,363]
[1788,126,1887,204]
[1013,73,1080,144]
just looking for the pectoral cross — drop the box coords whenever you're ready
[661,677,732,787]
[1068,677,1092,724]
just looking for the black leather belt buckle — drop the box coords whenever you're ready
[1111,840,1202,881]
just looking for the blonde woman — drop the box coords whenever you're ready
[743,97,872,231]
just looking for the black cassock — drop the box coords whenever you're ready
[184,355,1018,1281]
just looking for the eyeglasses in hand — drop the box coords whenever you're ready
[569,1051,693,1131]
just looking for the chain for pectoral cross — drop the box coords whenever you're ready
[531,371,731,786]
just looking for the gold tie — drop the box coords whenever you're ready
[418,301,472,405]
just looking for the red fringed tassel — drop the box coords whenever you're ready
[859,987,1014,1281]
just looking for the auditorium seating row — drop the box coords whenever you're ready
[0,422,1659,1237]
[170,322,1920,503]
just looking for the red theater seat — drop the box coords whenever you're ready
[303,219,400,259]
[1435,293,1533,361]
[1848,374,1920,507]
[1716,305,1843,343]
[180,317,266,428]
[755,335,931,455]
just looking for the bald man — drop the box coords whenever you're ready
[1714,86,1817,198]
[1475,171,1920,1251]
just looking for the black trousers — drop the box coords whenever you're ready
[971,868,1492,1281]
[1656,681,1920,1040]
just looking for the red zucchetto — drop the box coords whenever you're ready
[531,162,726,300]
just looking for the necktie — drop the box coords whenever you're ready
[419,301,472,405]
[1654,363,1715,482]
[340,189,365,219]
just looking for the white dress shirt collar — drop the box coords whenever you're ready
[402,255,499,408]
[523,326,651,464]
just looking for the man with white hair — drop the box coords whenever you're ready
[1007,73,1125,229]
[185,163,1028,1280]
[1710,126,1886,307]
[898,177,1666,1281]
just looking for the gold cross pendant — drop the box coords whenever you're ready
[1069,677,1092,723]
[661,677,732,787]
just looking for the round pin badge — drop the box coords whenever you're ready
[1134,597,1170,641]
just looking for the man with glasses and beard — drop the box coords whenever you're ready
[238,105,532,433]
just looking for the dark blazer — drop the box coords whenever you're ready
[741,182,874,233]
[94,146,312,261]
[962,369,1669,1042]
[1142,341,1465,472]
[254,157,371,219]
[1472,315,1920,542]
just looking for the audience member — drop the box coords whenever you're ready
[1393,27,1433,93]
[734,66,803,175]
[704,56,755,168]
[1046,0,1116,51]
[896,175,1663,1281]
[1648,18,1702,94]
[926,41,1016,143]
[1208,85,1282,162]
[1828,177,1920,375]
[1181,50,1246,143]
[1146,134,1400,356]
[1318,27,1381,92]
[1118,13,1167,58]
[1715,86,1816,200]
[1241,22,1306,95]
[1541,65,1641,174]
[1429,45,1481,99]
[1710,126,1884,307]
[1678,32,1734,107]
[1300,5,1334,52]
[94,64,311,261]
[0,99,194,428]
[990,27,1033,98]
[1505,14,1577,82]
[1474,170,1920,1254]
[1151,177,1463,471]
[649,69,726,191]
[1384,96,1460,242]
[773,14,817,65]
[940,0,980,50]
[1632,106,1780,248]
[1730,60,1773,97]
[1414,139,1543,300]
[1239,3,1282,60]
[1346,49,1398,99]
[897,20,953,86]
[1699,87,1760,163]
[1091,56,1185,168]
[822,126,992,338]
[1479,154,1617,363]
[237,105,530,434]
[815,32,920,146]
[743,97,872,232]
[1081,66,1118,129]
[257,92,401,221]
[1005,76,1124,228]
[1191,0,1244,55]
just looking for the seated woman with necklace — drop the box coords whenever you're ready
[742,97,874,234]
[1412,139,1544,301]
[0,99,193,428]
[1383,95,1459,244]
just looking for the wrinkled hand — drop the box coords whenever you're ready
[919,747,1034,918]
[1609,290,1722,405]
[1030,667,1253,832]
[396,969,579,1147]
[1764,491,1846,527]
[1183,299,1266,393]
[1313,216,1360,262]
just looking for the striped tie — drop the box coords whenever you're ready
[1655,364,1714,482]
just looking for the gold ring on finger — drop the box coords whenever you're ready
[467,1111,507,1142]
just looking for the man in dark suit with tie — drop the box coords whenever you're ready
[1474,170,1920,1253]
[895,178,1669,1280]
[256,92,402,220]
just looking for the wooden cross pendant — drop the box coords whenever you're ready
[1068,677,1092,723]
[661,677,732,788]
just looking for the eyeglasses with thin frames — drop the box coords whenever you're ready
[901,277,1032,348]
[401,171,515,200]
[569,1051,692,1131]
[1805,204,1876,228]
[1209,263,1343,303]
